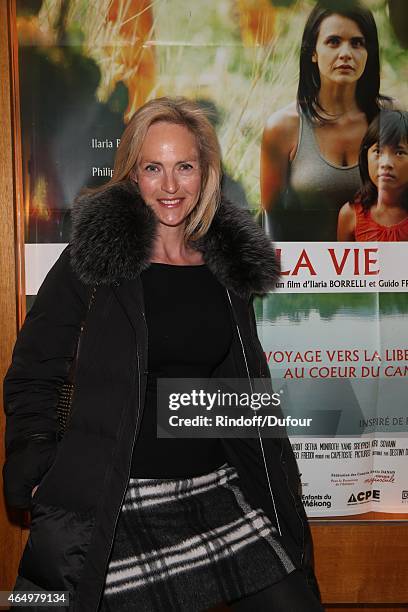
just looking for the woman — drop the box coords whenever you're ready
[261,1,390,241]
[338,109,408,241]
[3,98,322,611]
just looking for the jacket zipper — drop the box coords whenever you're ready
[226,290,282,537]
[226,291,306,566]
[65,287,98,437]
[94,328,144,611]
[247,302,305,563]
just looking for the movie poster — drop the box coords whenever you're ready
[257,247,408,516]
[18,0,408,516]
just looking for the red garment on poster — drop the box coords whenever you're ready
[354,202,408,241]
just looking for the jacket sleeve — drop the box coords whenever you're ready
[3,246,89,509]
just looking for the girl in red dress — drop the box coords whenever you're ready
[338,110,408,241]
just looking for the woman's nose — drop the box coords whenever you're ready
[338,42,352,59]
[380,152,394,168]
[161,171,178,193]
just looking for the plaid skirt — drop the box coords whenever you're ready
[100,464,295,611]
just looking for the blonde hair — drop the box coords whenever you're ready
[103,97,222,242]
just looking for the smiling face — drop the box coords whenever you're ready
[312,14,368,87]
[135,122,202,228]
[368,141,408,198]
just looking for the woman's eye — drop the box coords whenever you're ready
[352,38,365,48]
[145,165,159,172]
[179,163,193,171]
[326,36,340,46]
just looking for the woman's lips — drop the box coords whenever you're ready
[378,174,395,181]
[157,198,184,207]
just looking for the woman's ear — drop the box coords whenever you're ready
[312,51,317,63]
[129,171,140,194]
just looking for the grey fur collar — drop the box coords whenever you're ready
[70,181,279,299]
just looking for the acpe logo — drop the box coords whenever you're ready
[347,490,380,504]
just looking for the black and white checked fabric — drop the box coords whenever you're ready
[100,464,295,611]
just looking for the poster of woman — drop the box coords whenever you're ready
[16,0,408,519]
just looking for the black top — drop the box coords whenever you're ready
[130,263,232,477]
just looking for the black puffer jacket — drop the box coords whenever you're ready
[3,182,316,611]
